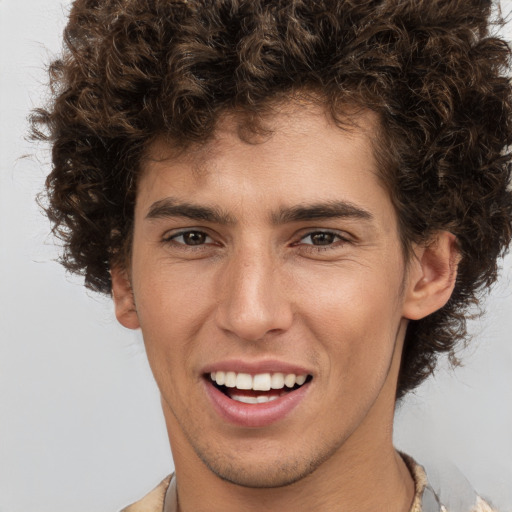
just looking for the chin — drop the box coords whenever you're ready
[193,440,340,489]
[204,460,314,489]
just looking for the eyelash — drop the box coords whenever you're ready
[295,230,349,252]
[162,229,349,252]
[163,230,216,248]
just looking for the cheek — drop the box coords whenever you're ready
[135,258,215,330]
[294,258,403,324]
[293,263,404,375]
[131,264,214,386]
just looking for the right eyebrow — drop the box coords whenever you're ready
[145,198,236,225]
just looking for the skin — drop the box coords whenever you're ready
[112,103,458,512]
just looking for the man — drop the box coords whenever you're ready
[32,0,512,510]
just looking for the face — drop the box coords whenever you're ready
[114,104,419,488]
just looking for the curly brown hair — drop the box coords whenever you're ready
[32,0,512,398]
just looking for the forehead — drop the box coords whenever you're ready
[138,103,386,203]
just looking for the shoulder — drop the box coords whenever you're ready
[402,453,498,512]
[471,497,499,512]
[120,475,173,512]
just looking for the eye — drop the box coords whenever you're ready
[300,231,344,246]
[168,230,213,246]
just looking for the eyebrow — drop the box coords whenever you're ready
[145,198,373,226]
[271,201,373,224]
[146,198,236,225]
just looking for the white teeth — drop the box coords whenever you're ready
[211,371,308,391]
[211,371,224,385]
[225,371,237,388]
[231,394,281,404]
[253,373,272,391]
[235,373,253,390]
[271,373,285,389]
[284,374,296,388]
[231,394,259,404]
[296,374,307,386]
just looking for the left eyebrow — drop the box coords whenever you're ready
[271,201,374,225]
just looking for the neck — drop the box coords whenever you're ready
[167,409,414,512]
[171,446,414,512]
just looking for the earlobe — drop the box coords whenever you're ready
[402,232,460,320]
[111,265,140,330]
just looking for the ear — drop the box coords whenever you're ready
[402,231,460,320]
[111,265,140,330]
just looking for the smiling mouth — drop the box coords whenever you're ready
[207,371,313,404]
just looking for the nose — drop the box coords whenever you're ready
[215,248,293,342]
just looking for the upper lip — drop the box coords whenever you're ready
[201,359,313,376]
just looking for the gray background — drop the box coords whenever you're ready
[0,1,511,511]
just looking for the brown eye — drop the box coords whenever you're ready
[171,231,212,245]
[302,231,339,246]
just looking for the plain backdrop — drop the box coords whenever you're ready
[0,1,511,511]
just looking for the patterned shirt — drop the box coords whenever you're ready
[121,456,497,512]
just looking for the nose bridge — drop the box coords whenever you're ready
[216,241,292,341]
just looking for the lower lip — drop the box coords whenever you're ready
[204,379,311,428]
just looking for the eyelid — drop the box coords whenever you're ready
[161,227,351,246]
[162,228,214,245]
[297,229,350,244]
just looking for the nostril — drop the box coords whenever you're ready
[214,286,294,342]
